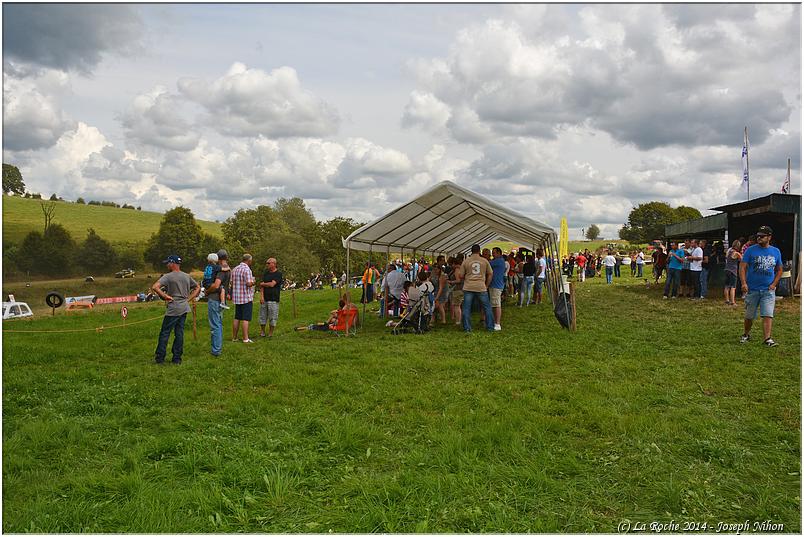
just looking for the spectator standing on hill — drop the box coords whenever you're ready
[699,239,712,299]
[520,254,536,306]
[361,262,380,303]
[535,251,547,305]
[680,239,693,297]
[232,254,256,343]
[724,240,742,306]
[739,226,783,347]
[576,252,587,282]
[460,244,494,332]
[506,253,516,297]
[613,251,622,278]
[205,250,231,357]
[383,262,405,318]
[636,249,645,278]
[434,260,451,324]
[653,246,667,283]
[663,241,685,298]
[489,247,507,330]
[259,257,283,338]
[449,255,465,325]
[151,255,199,365]
[688,239,704,299]
[603,250,617,284]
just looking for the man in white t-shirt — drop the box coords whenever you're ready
[535,250,547,304]
[635,249,645,278]
[603,250,617,284]
[687,239,704,299]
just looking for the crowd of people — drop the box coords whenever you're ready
[361,245,550,333]
[652,227,783,345]
[559,248,646,283]
[148,223,785,364]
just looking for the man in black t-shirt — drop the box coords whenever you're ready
[259,258,283,338]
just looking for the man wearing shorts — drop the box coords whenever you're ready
[739,226,783,347]
[489,247,507,331]
[231,253,256,343]
[259,257,283,338]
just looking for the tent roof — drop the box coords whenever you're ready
[342,181,556,254]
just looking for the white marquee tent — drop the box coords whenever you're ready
[342,180,556,258]
[341,181,571,329]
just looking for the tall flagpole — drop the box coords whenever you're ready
[786,158,791,193]
[744,126,750,201]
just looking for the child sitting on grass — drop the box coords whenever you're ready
[295,299,346,331]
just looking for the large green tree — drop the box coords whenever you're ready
[618,202,703,243]
[221,205,285,255]
[16,224,76,276]
[315,216,364,274]
[585,224,601,241]
[113,241,146,271]
[144,207,203,270]
[2,163,25,195]
[222,204,320,281]
[78,228,117,274]
[674,205,703,223]
[274,197,318,247]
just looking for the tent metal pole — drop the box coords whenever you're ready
[346,243,351,304]
[362,244,372,329]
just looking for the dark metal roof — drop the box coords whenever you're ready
[665,213,728,239]
[710,193,801,214]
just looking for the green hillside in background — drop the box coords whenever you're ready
[2,195,222,245]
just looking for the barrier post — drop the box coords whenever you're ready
[292,289,298,319]
[569,282,577,332]
[192,301,197,340]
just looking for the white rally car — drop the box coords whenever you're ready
[2,301,34,320]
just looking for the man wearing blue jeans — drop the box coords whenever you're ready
[662,242,686,298]
[603,250,616,284]
[739,226,783,347]
[152,254,200,364]
[205,250,231,356]
[460,244,494,332]
[699,239,711,298]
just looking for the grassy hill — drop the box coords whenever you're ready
[2,195,222,245]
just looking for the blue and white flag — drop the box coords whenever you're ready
[782,158,791,193]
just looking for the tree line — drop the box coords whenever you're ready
[5,198,369,281]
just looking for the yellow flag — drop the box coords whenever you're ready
[559,217,569,260]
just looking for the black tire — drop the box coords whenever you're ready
[45,291,65,309]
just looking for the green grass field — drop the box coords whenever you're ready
[3,274,800,532]
[2,195,222,245]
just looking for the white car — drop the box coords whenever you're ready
[2,301,33,320]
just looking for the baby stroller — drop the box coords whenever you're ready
[392,286,431,335]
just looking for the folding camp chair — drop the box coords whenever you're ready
[333,303,359,336]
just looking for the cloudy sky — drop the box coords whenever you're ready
[3,3,801,239]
